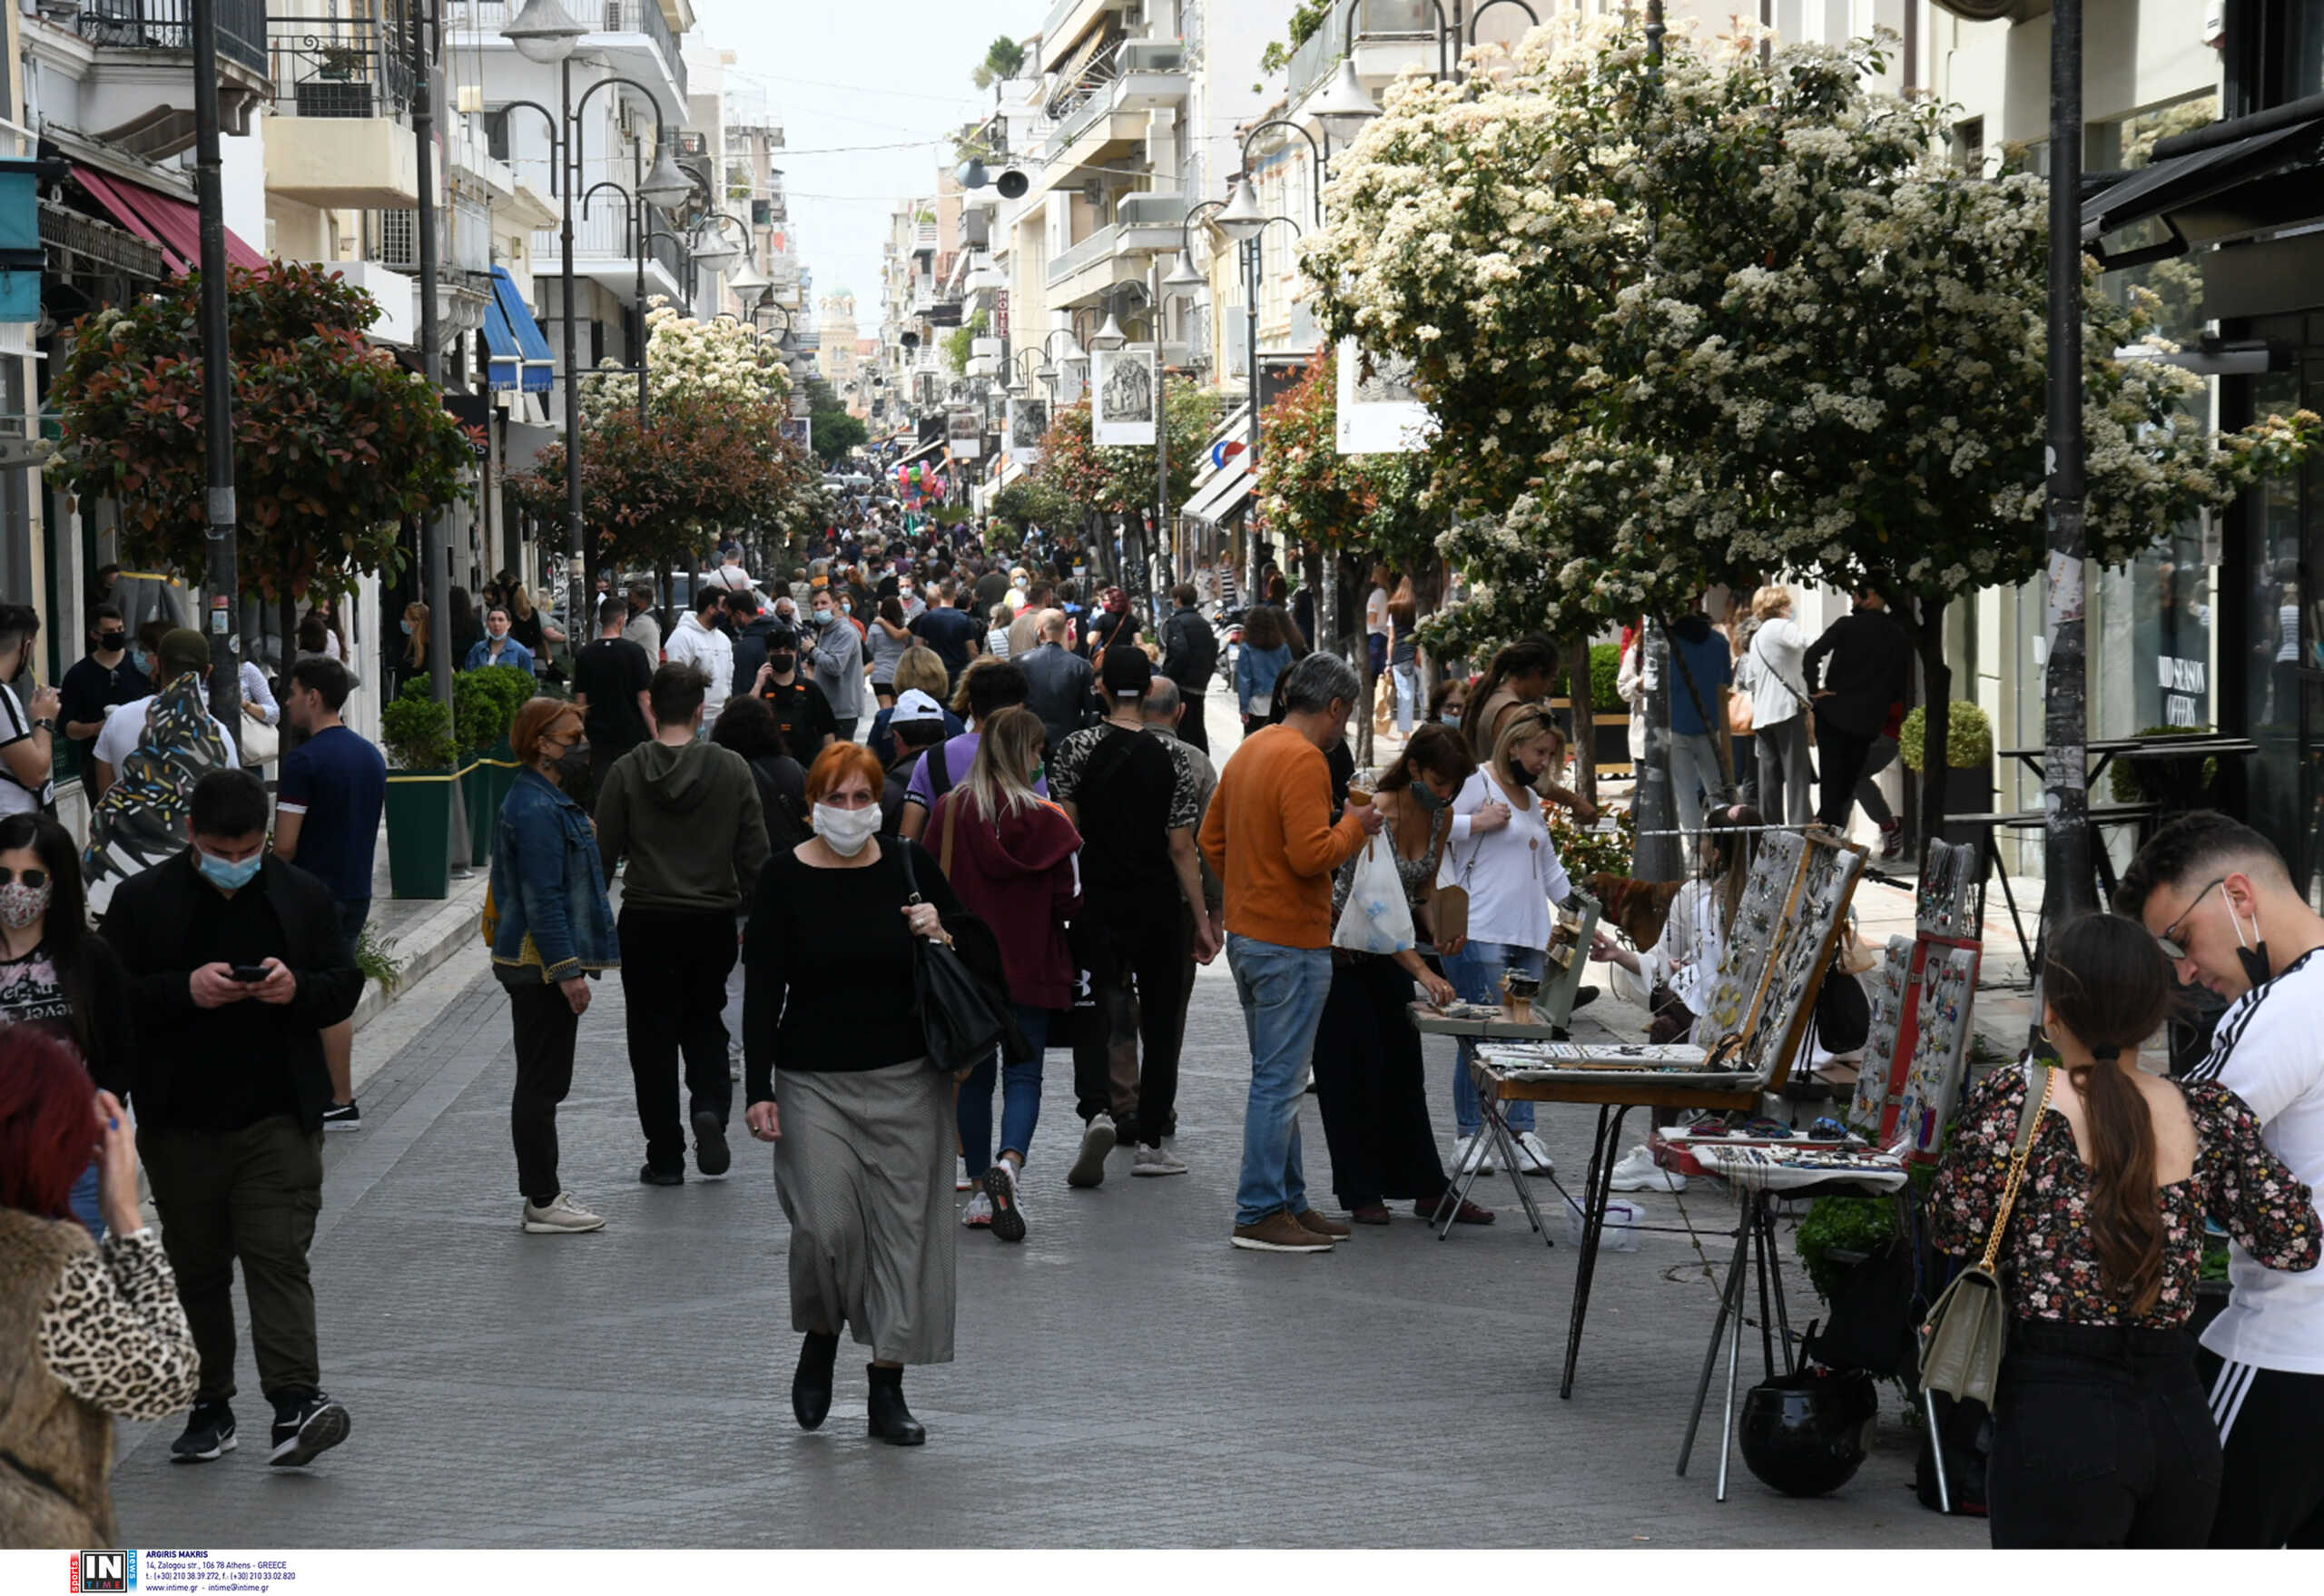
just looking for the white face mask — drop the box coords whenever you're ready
[813,801,881,857]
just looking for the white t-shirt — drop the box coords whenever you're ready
[1443,767,1573,950]
[1365,586,1390,637]
[92,692,236,773]
[2191,948,2324,1374]
[0,680,50,816]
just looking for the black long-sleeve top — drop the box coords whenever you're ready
[1801,605,1913,739]
[743,838,967,1104]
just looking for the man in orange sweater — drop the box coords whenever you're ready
[1199,653,1383,1253]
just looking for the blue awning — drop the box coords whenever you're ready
[484,265,556,394]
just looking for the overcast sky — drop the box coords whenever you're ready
[692,0,1051,319]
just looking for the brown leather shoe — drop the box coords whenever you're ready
[1417,1197,1496,1226]
[1231,1210,1334,1253]
[1350,1203,1393,1226]
[1295,1208,1353,1239]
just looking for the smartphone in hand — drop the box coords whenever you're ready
[230,963,271,984]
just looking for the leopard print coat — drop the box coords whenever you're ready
[2,1209,197,1547]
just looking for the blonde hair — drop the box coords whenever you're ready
[891,645,949,700]
[1750,584,1793,621]
[963,705,1045,825]
[1490,708,1562,802]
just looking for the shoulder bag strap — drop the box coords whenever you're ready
[1750,626,1814,713]
[894,834,923,906]
[1978,1064,2054,1274]
[940,792,960,881]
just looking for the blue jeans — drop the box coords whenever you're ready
[1446,941,1546,1136]
[958,1004,1051,1178]
[1227,934,1334,1227]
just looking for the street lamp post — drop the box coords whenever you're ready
[408,0,455,710]
[494,0,693,641]
[2041,0,2093,928]
[190,0,241,742]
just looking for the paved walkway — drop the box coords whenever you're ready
[110,931,1984,1549]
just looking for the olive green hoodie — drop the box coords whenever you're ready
[595,738,769,913]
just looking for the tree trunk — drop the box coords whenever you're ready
[1901,594,1953,847]
[1569,631,1598,813]
[1635,618,1681,882]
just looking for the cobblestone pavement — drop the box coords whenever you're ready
[110,928,1984,1549]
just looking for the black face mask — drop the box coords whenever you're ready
[2225,889,2274,990]
[768,653,797,675]
[551,743,595,805]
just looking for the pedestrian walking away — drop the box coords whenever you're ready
[2119,813,2324,1547]
[1019,609,1098,754]
[1929,913,2318,1548]
[1802,586,1912,845]
[596,665,770,1186]
[489,699,619,1236]
[102,768,363,1471]
[270,657,386,1132]
[927,706,1080,1241]
[743,744,976,1445]
[1200,652,1382,1254]
[1158,583,1219,757]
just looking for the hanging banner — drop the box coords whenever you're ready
[779,417,812,453]
[1091,347,1157,447]
[1334,336,1434,455]
[1007,397,1049,465]
[946,407,983,459]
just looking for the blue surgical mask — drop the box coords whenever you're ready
[133,648,153,675]
[1440,709,1462,726]
[1413,781,1449,813]
[399,618,415,635]
[197,848,262,892]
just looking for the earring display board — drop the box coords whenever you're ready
[1915,838,1984,940]
[1697,828,1808,1039]
[1538,892,1601,1029]
[1896,945,1979,1159]
[1732,840,1867,1079]
[1848,937,1915,1135]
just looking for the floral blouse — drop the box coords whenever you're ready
[1929,1065,2320,1328]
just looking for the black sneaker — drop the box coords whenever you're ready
[321,1099,360,1132]
[267,1392,350,1468]
[170,1400,235,1463]
[1571,986,1600,1010]
[692,1109,731,1177]
[639,1163,684,1187]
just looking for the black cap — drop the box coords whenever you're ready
[1101,645,1154,700]
[767,626,799,651]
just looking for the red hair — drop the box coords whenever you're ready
[804,742,884,805]
[0,1025,102,1220]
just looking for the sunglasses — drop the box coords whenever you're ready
[0,867,50,889]
[2155,875,2229,961]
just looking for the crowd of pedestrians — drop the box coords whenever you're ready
[2,509,2319,1560]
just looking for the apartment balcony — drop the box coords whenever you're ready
[265,14,421,208]
[531,203,688,301]
[1023,43,1187,206]
[1040,0,1120,62]
[62,0,272,160]
[447,0,686,118]
[1288,0,1442,111]
[1047,192,1185,307]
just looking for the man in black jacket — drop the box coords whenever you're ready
[1803,588,1913,841]
[1019,608,1098,754]
[104,767,364,1472]
[1157,583,1219,755]
[725,588,782,689]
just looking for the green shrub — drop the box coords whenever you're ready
[472,664,538,734]
[1553,643,1622,711]
[1795,1195,1900,1301]
[354,923,403,994]
[379,692,456,770]
[2108,724,2220,803]
[1897,700,1994,772]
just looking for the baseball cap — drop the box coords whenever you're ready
[891,688,946,726]
[1101,645,1154,700]
[159,627,211,676]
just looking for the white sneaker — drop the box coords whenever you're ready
[961,1191,994,1227]
[956,1155,972,1193]
[521,1193,606,1234]
[1133,1146,1187,1177]
[1454,1134,1495,1177]
[1609,1145,1687,1192]
[1515,1131,1556,1177]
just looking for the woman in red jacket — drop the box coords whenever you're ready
[928,705,1081,1243]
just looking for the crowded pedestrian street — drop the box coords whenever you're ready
[5,0,2324,1576]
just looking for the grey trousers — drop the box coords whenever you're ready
[1669,731,1727,835]
[1755,715,1815,827]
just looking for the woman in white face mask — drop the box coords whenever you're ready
[741,741,971,1447]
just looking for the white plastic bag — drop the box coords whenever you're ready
[1333,835,1415,954]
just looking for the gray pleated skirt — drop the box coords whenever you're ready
[772,1058,957,1365]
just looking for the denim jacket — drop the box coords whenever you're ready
[490,766,617,983]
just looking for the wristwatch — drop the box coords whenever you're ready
[33,717,54,734]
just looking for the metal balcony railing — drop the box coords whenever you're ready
[79,0,270,77]
[533,204,688,286]
[1288,0,1436,106]
[450,0,685,100]
[268,14,417,120]
[1047,222,1118,285]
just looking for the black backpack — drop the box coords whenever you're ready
[1164,608,1218,690]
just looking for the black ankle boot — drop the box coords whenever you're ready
[865,1363,925,1446]
[792,1332,839,1431]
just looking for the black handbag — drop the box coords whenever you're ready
[894,838,1027,1074]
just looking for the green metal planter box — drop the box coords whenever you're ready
[384,767,458,900]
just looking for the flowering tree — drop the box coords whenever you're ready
[49,261,474,605]
[1308,20,2319,824]
[578,300,787,424]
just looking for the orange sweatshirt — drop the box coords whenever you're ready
[1198,724,1371,950]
